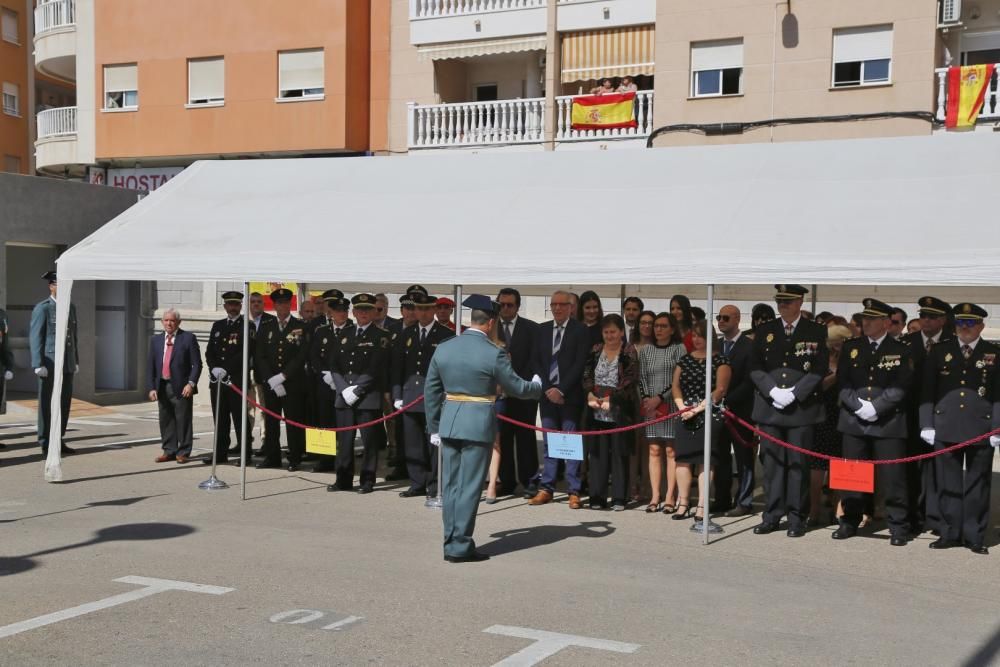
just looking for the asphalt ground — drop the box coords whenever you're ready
[1,397,999,666]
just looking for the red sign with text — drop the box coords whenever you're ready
[829,459,875,493]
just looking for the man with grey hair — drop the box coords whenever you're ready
[147,308,202,463]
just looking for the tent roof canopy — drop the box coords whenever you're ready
[58,133,1000,289]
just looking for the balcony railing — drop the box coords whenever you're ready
[411,0,545,18]
[935,66,999,123]
[37,106,77,139]
[555,90,654,140]
[34,0,76,35]
[408,98,546,148]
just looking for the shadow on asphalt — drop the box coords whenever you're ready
[0,522,195,578]
[963,622,1000,667]
[481,520,616,557]
[0,495,169,524]
[0,436,129,467]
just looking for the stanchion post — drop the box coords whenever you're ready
[240,281,250,501]
[694,284,723,541]
[198,377,229,491]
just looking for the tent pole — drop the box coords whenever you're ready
[811,284,817,316]
[240,282,250,501]
[696,284,724,543]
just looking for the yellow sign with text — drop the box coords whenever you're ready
[306,428,337,456]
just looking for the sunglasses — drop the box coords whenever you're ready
[715,314,731,322]
[919,313,943,319]
[955,318,980,328]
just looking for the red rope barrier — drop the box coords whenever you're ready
[496,405,693,436]
[722,409,999,465]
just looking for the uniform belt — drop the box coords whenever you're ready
[445,393,496,404]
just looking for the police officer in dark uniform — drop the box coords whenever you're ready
[327,293,391,494]
[392,292,455,498]
[900,296,953,535]
[919,303,1000,554]
[832,299,914,546]
[254,288,308,471]
[310,291,352,472]
[204,291,253,464]
[386,284,429,482]
[750,284,829,537]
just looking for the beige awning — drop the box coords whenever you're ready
[560,25,655,83]
[417,35,547,61]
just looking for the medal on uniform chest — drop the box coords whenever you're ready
[322,338,328,345]
[766,333,774,343]
[268,331,273,340]
[978,386,987,397]
[214,331,220,337]
[341,337,348,345]
[944,352,952,362]
[803,361,811,371]
[850,349,858,359]
[406,338,412,348]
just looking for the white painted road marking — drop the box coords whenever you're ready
[0,576,233,639]
[98,432,213,448]
[68,418,125,427]
[484,625,640,667]
[269,609,365,631]
[321,615,364,631]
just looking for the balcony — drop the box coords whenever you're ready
[33,0,77,82]
[407,90,654,149]
[35,106,79,172]
[409,0,546,46]
[935,66,999,127]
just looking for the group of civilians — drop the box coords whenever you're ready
[588,76,638,95]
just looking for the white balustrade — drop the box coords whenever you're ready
[34,0,76,35]
[936,66,1000,123]
[37,106,77,139]
[408,98,545,148]
[412,0,546,19]
[554,90,654,141]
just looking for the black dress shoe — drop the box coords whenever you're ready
[399,487,426,498]
[286,463,300,472]
[753,522,779,535]
[384,469,408,481]
[929,537,959,549]
[255,460,282,469]
[725,506,753,517]
[890,535,908,547]
[786,527,805,538]
[444,551,490,563]
[831,525,856,540]
[967,544,989,555]
[60,446,77,455]
[357,485,374,495]
[227,446,241,455]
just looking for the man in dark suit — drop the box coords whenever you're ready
[30,271,79,455]
[204,291,253,464]
[832,299,914,546]
[900,296,952,535]
[713,305,756,516]
[254,288,308,471]
[495,287,540,496]
[374,293,401,334]
[749,285,829,537]
[326,293,391,494]
[391,292,454,498]
[386,285,427,481]
[528,290,590,509]
[308,291,351,473]
[249,291,277,447]
[919,303,1000,554]
[147,308,202,463]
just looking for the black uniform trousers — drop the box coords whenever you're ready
[157,379,193,457]
[841,435,908,535]
[403,411,437,495]
[907,434,942,533]
[209,378,252,463]
[312,380,338,471]
[335,407,385,489]
[498,397,539,493]
[715,416,756,510]
[260,384,306,466]
[759,424,812,531]
[37,367,73,452]
[587,421,629,506]
[935,442,995,546]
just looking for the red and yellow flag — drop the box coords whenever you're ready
[945,65,995,130]
[570,92,638,131]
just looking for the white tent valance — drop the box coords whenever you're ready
[417,35,546,61]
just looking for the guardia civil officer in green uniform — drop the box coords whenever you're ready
[0,305,14,451]
[424,295,541,563]
[30,271,78,455]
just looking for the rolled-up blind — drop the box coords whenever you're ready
[690,39,744,71]
[279,49,324,92]
[189,57,224,101]
[833,25,893,63]
[105,63,137,92]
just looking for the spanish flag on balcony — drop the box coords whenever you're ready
[945,64,995,129]
[571,92,638,131]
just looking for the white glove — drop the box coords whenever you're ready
[769,387,793,409]
[920,428,935,446]
[321,371,335,389]
[430,433,441,446]
[393,399,403,410]
[3,370,11,381]
[211,367,227,380]
[73,364,79,374]
[267,374,285,390]
[342,385,360,406]
[854,399,878,422]
[34,367,48,378]
[530,374,542,387]
[990,435,1000,449]
[273,384,287,398]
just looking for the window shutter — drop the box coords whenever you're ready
[833,25,893,63]
[189,57,224,101]
[691,39,744,71]
[105,64,138,92]
[279,49,324,92]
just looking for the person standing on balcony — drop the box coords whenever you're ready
[617,76,638,93]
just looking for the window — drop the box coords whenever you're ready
[1,8,17,44]
[104,63,138,109]
[278,49,324,99]
[2,82,18,116]
[3,155,20,173]
[691,39,743,97]
[473,84,498,102]
[832,25,892,88]
[188,57,224,106]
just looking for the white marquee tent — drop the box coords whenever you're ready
[45,133,1000,514]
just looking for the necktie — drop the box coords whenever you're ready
[925,338,933,353]
[333,328,340,337]
[550,325,563,385]
[784,323,793,337]
[870,340,878,354]
[279,319,286,333]
[503,321,512,347]
[162,334,174,379]
[963,344,973,360]
[723,339,734,356]
[420,327,427,346]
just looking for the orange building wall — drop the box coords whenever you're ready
[368,0,390,153]
[94,0,373,161]
[0,0,29,172]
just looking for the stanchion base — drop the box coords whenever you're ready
[198,475,230,491]
[424,497,442,510]
[690,520,723,534]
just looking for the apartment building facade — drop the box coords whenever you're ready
[1,0,30,173]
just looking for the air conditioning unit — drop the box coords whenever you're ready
[939,0,962,26]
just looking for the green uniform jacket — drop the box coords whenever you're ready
[29,297,78,372]
[424,329,541,444]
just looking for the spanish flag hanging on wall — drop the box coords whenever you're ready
[570,92,638,130]
[945,65,996,129]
